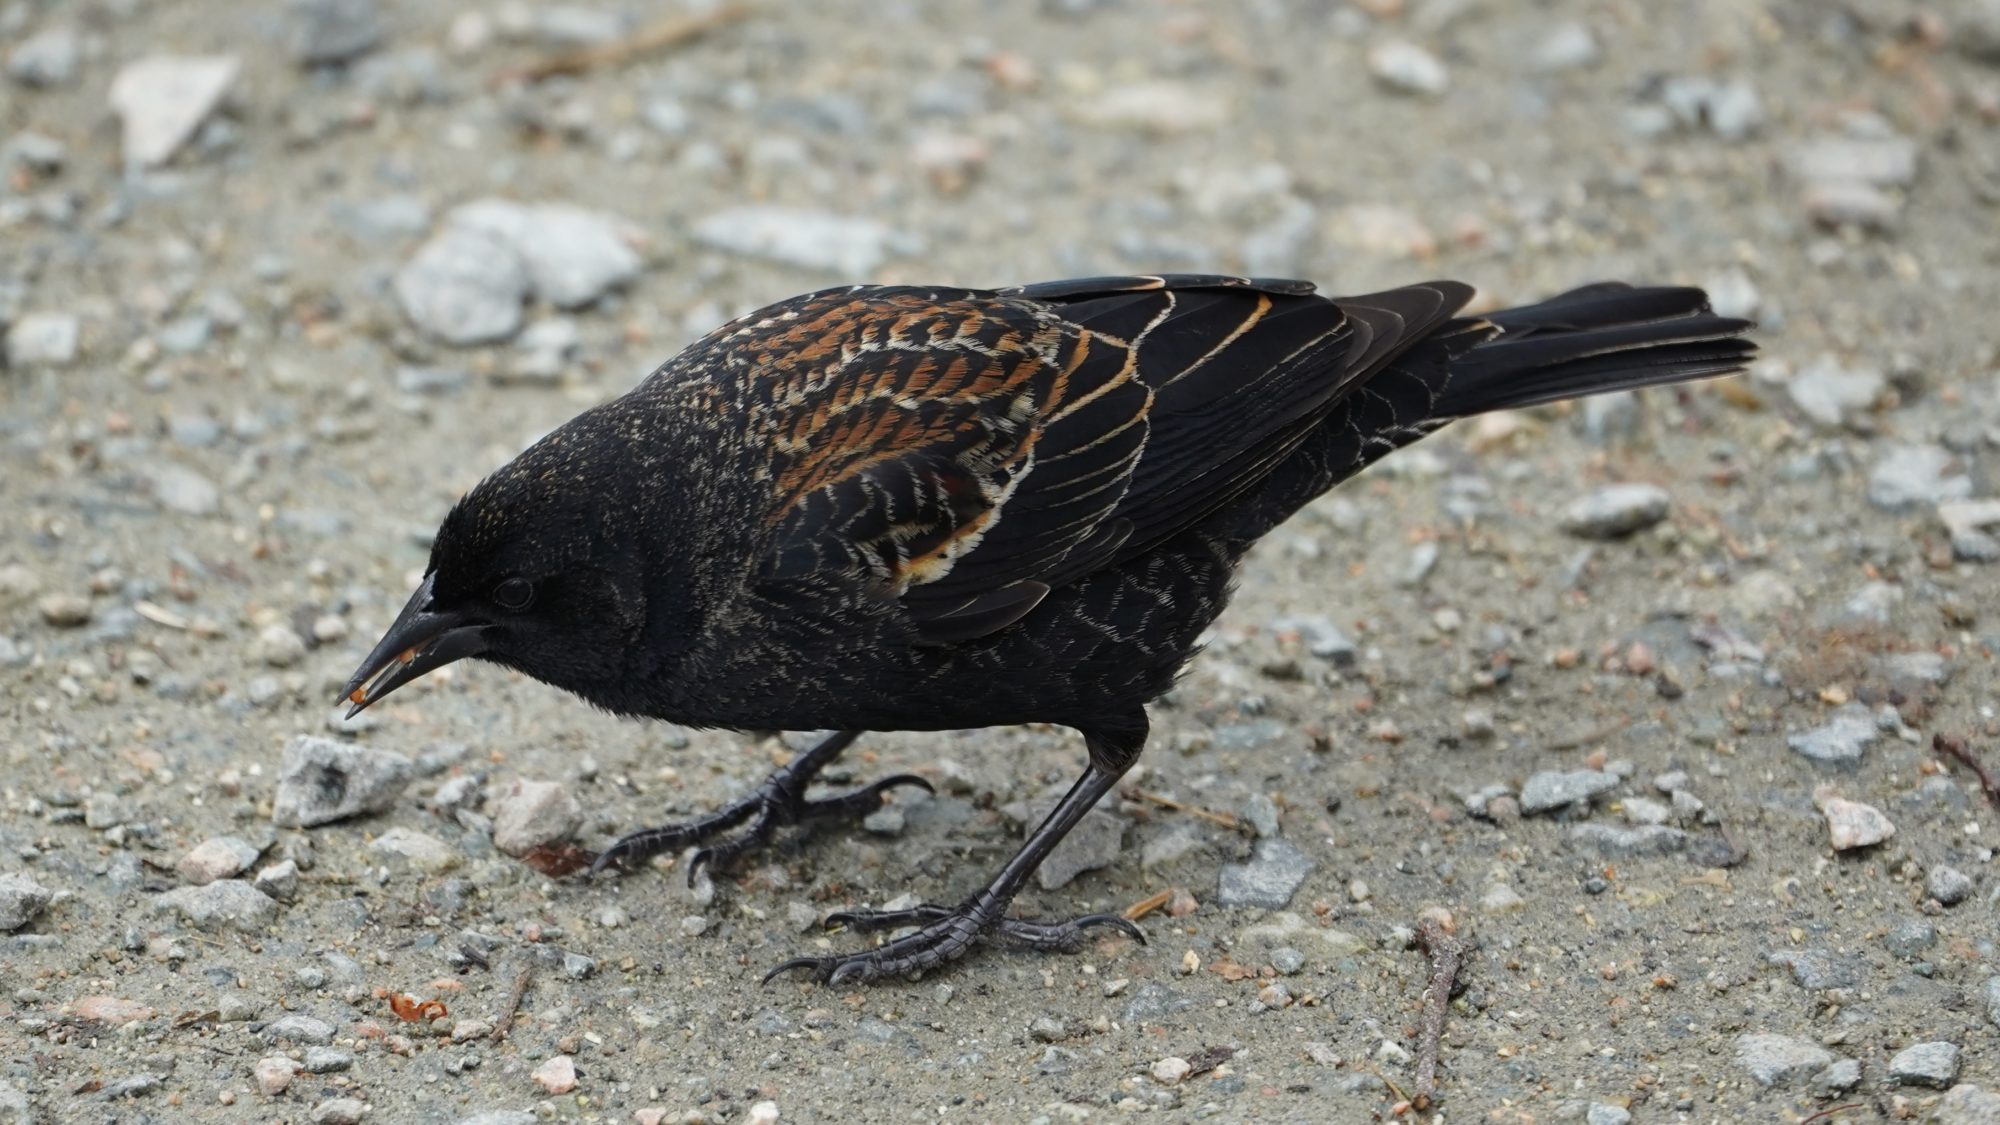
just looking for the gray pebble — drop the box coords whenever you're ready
[1812,1058,1862,1096]
[6,312,80,367]
[1532,22,1598,72]
[291,0,383,65]
[0,873,53,932]
[254,860,300,902]
[1239,793,1281,838]
[1733,1033,1835,1087]
[312,1098,367,1125]
[1559,484,1670,539]
[1888,1041,1960,1088]
[1001,798,1123,889]
[272,736,413,828]
[301,1046,353,1073]
[8,25,81,87]
[1787,705,1878,765]
[148,463,221,517]
[1216,838,1316,908]
[1884,919,1936,958]
[861,806,906,836]
[490,779,581,856]
[331,195,432,243]
[1584,1105,1631,1125]
[1927,865,1974,906]
[1767,948,1863,991]
[1368,40,1449,96]
[154,880,277,931]
[1568,824,1688,857]
[1868,444,1971,511]
[1935,1085,2000,1124]
[1141,822,1205,868]
[1518,769,1618,813]
[1124,981,1194,1022]
[394,222,528,345]
[1787,358,1884,429]
[177,836,261,885]
[450,199,643,310]
[263,1013,336,1044]
[1269,946,1305,975]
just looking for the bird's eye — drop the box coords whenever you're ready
[492,577,534,610]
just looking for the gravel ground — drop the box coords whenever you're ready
[5,1,2000,1122]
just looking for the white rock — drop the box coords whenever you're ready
[1151,1056,1192,1084]
[154,879,277,931]
[1369,40,1449,96]
[271,736,413,828]
[178,836,261,885]
[148,463,222,516]
[1819,795,1896,850]
[8,25,82,87]
[1734,1033,1836,1087]
[1072,81,1230,133]
[1867,444,1971,511]
[0,873,53,931]
[108,55,240,168]
[5,312,80,367]
[254,1055,299,1095]
[448,199,643,309]
[393,222,529,345]
[531,1055,577,1094]
[1559,484,1671,539]
[490,779,581,856]
[693,206,901,275]
[370,827,460,872]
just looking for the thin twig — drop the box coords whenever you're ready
[1799,1104,1863,1125]
[1412,907,1467,1110]
[1123,887,1173,922]
[1935,732,2000,807]
[491,967,533,1043]
[1123,788,1243,831]
[494,3,751,85]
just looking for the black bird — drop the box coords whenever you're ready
[343,274,1752,984]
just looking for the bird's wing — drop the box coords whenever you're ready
[734,277,1455,643]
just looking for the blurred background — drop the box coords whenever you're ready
[4,0,2000,1120]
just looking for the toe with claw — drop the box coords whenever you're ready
[764,900,1144,985]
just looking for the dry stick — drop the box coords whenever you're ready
[1798,1104,1863,1125]
[492,967,533,1043]
[495,3,752,85]
[1123,788,1243,831]
[1123,887,1174,922]
[1935,732,2000,807]
[1412,906,1467,1110]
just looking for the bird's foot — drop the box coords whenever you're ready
[763,900,1143,985]
[587,766,931,882]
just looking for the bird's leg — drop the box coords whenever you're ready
[586,730,931,881]
[765,717,1148,985]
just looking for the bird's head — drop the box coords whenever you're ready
[340,428,652,717]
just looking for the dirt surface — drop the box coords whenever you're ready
[4,1,2000,1122]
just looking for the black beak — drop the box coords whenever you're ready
[339,574,491,717]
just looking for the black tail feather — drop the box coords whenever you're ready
[1433,284,1754,417]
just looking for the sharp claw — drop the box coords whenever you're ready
[827,960,872,986]
[584,849,622,878]
[685,848,716,887]
[762,957,825,985]
[877,773,935,795]
[1068,913,1147,944]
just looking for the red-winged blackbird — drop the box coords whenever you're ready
[343,274,1752,984]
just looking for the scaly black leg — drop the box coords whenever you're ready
[765,715,1149,985]
[587,731,931,882]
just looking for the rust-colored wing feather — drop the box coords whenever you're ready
[716,277,1382,644]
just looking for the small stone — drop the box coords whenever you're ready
[746,1102,779,1125]
[264,1014,336,1044]
[1585,1106,1631,1125]
[8,25,81,87]
[312,1098,366,1125]
[1889,1041,1961,1088]
[447,199,644,310]
[148,463,222,517]
[1884,919,1937,958]
[489,779,582,856]
[5,312,80,367]
[1806,181,1901,228]
[1768,948,1863,991]
[291,0,383,65]
[108,55,241,168]
[1558,484,1670,539]
[0,873,53,931]
[1270,946,1306,975]
[1734,1033,1836,1087]
[177,836,260,884]
[1568,824,1689,857]
[1369,40,1449,96]
[1788,705,1879,765]
[1533,22,1598,71]
[1073,80,1231,133]
[692,206,901,275]
[1926,865,1974,906]
[1480,884,1526,914]
[154,880,276,931]
[255,1055,299,1095]
[253,623,307,667]
[273,736,413,827]
[302,1046,353,1073]
[532,1055,577,1094]
[1518,769,1618,814]
[1029,1016,1066,1042]
[74,995,157,1025]
[394,222,529,346]
[1621,796,1671,826]
[861,806,906,836]
[254,860,300,902]
[1984,976,2000,1028]
[38,592,92,628]
[1936,1084,2000,1124]
[1216,838,1316,908]
[1789,136,1920,188]
[1152,1056,1192,1085]
[1872,443,1975,512]
[1787,358,1885,429]
[370,827,460,873]
[1813,1059,1862,1096]
[1819,796,1895,850]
